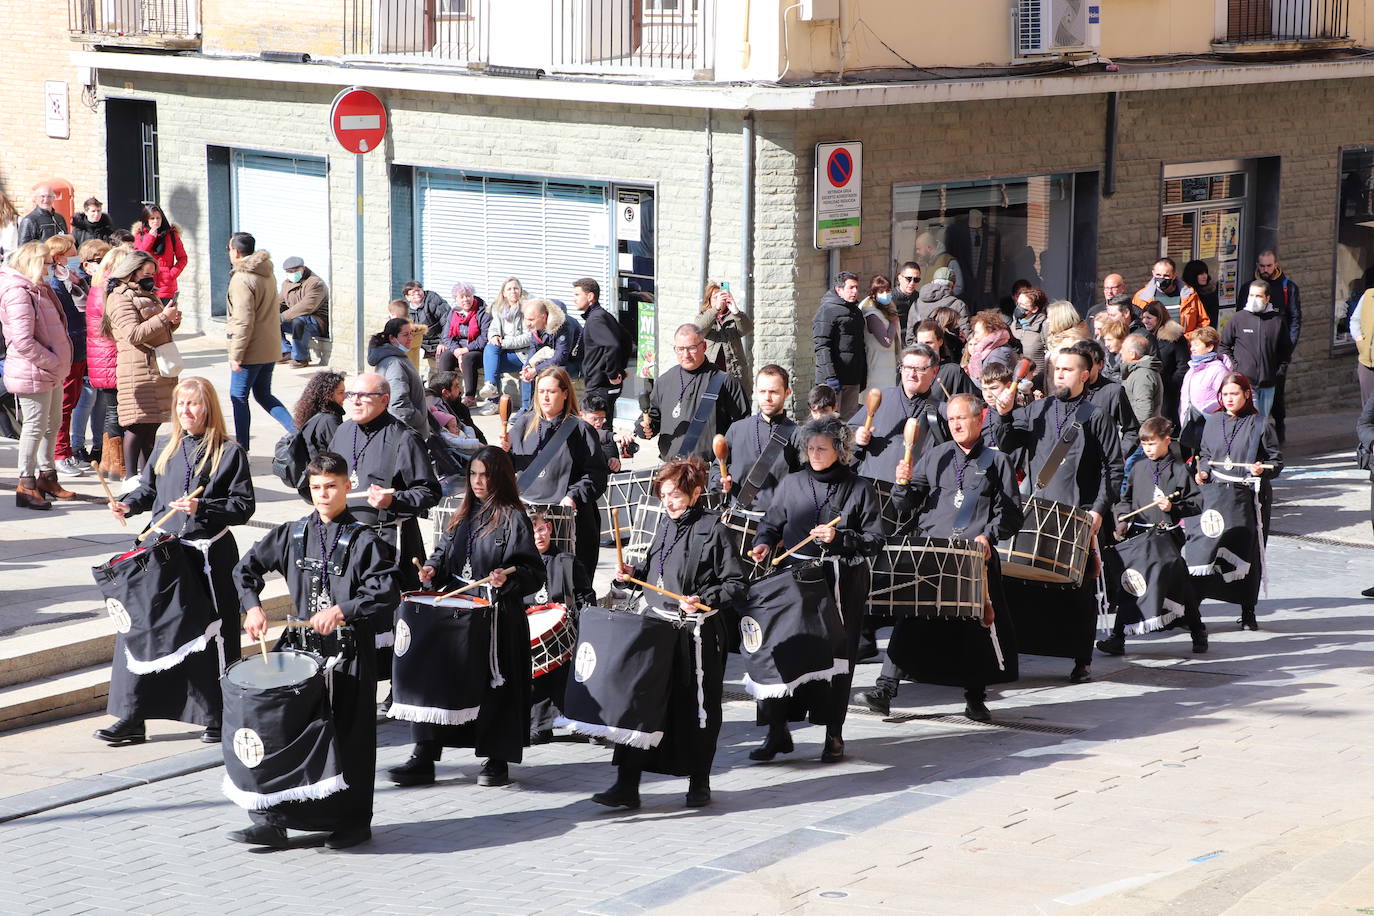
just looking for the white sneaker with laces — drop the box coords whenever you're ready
[478,382,499,399]
[55,457,88,478]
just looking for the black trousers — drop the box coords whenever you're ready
[436,348,481,397]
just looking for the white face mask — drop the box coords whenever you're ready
[1245,296,1269,313]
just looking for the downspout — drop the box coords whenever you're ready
[1103,91,1118,198]
[741,111,755,318]
[698,110,713,295]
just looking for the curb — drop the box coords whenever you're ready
[0,747,223,825]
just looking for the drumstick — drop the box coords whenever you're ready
[1218,459,1276,471]
[712,434,729,483]
[621,575,712,613]
[136,486,205,543]
[612,507,624,569]
[90,462,126,527]
[770,514,843,567]
[936,376,952,401]
[1117,489,1183,522]
[499,394,512,437]
[258,632,269,665]
[862,388,883,432]
[896,417,921,486]
[437,567,518,601]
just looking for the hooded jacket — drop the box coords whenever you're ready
[368,341,432,438]
[407,289,450,357]
[278,268,330,336]
[1132,280,1208,334]
[904,282,970,343]
[1119,353,1163,425]
[1221,305,1293,388]
[526,300,580,374]
[134,226,188,299]
[106,280,176,426]
[226,249,282,366]
[1179,351,1233,423]
[85,283,118,389]
[0,266,72,394]
[812,289,866,388]
[1151,319,1189,419]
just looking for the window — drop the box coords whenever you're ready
[436,0,470,17]
[1333,148,1374,351]
[1159,164,1249,320]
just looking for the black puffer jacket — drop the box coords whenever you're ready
[1221,307,1293,388]
[812,290,867,388]
[71,213,114,246]
[408,289,451,358]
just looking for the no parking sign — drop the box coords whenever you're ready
[814,141,862,250]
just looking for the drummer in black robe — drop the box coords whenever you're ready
[99,376,255,746]
[1073,339,1141,465]
[527,508,596,743]
[501,366,609,579]
[864,392,1021,721]
[391,447,544,789]
[986,348,1124,684]
[1097,416,1206,656]
[1191,372,1282,630]
[593,458,749,810]
[231,452,399,850]
[713,364,804,510]
[850,344,950,484]
[748,416,883,764]
[640,324,750,463]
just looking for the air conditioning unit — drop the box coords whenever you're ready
[1016,0,1100,57]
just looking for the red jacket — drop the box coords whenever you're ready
[134,227,188,299]
[85,283,119,390]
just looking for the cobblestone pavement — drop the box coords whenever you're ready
[3,533,1373,915]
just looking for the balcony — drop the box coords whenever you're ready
[344,0,488,65]
[69,0,200,48]
[1217,0,1350,51]
[550,0,714,75]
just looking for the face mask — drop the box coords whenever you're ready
[876,292,892,305]
[1245,296,1268,313]
[137,277,157,293]
[1155,277,1176,293]
[287,272,303,283]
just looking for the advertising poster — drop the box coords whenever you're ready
[1220,212,1240,258]
[1198,212,1219,261]
[637,302,656,378]
[1220,261,1238,308]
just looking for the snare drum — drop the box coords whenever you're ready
[523,501,576,556]
[721,506,772,580]
[389,591,493,726]
[870,536,987,619]
[556,607,678,749]
[622,496,666,567]
[528,603,577,678]
[600,468,658,540]
[220,649,345,810]
[93,535,218,674]
[997,498,1093,586]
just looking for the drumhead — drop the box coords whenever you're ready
[405,592,491,609]
[527,604,569,641]
[226,650,320,690]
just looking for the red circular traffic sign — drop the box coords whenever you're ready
[329,87,387,154]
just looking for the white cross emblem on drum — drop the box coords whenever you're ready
[574,642,597,683]
[1121,569,1148,598]
[232,728,265,768]
[105,598,131,634]
[739,616,763,654]
[393,619,412,657]
[1200,509,1226,539]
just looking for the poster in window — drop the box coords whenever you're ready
[1219,212,1240,259]
[637,301,657,378]
[1198,212,1219,261]
[1182,177,1210,202]
[1220,261,1238,309]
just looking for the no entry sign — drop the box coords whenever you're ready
[814,140,862,250]
[329,87,387,154]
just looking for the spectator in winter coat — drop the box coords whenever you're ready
[17,185,68,245]
[367,317,431,439]
[1,242,74,508]
[891,261,922,340]
[1221,280,1294,419]
[43,235,90,478]
[519,298,579,406]
[812,271,867,416]
[226,233,294,450]
[1132,257,1208,333]
[71,198,114,247]
[1256,249,1302,441]
[574,277,629,408]
[400,280,450,368]
[1183,260,1221,329]
[1178,325,1233,431]
[479,277,533,412]
[1011,286,1049,377]
[965,309,1018,392]
[132,204,188,304]
[859,275,900,389]
[67,239,111,467]
[695,281,753,385]
[85,244,125,478]
[904,266,970,343]
[1139,300,1189,424]
[105,249,179,480]
[0,191,19,261]
[1098,318,1126,383]
[435,281,489,403]
[1119,335,1163,426]
[277,256,330,368]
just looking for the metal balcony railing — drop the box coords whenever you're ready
[69,0,199,42]
[344,0,489,63]
[1225,0,1349,43]
[551,0,713,72]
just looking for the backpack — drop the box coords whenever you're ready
[272,428,311,489]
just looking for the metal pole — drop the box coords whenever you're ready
[354,152,365,374]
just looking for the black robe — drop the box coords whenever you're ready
[987,393,1124,663]
[848,384,950,483]
[642,363,750,462]
[618,505,748,777]
[301,410,343,459]
[110,435,255,727]
[527,550,596,733]
[233,509,399,832]
[938,360,976,400]
[1114,454,1201,541]
[889,440,1022,688]
[422,502,545,762]
[710,412,804,511]
[507,411,609,578]
[1086,376,1140,461]
[752,465,883,730]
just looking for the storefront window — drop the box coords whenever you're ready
[890,174,1076,313]
[1159,166,1248,320]
[1334,148,1374,351]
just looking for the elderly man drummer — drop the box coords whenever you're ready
[862,393,1022,721]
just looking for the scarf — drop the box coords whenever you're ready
[966,328,1011,381]
[1188,351,1221,368]
[447,307,481,343]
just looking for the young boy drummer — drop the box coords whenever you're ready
[1096,417,1206,656]
[231,452,400,850]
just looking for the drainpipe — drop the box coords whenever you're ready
[1103,91,1118,198]
[698,110,713,295]
[741,110,755,315]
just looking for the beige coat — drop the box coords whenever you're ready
[106,282,177,427]
[226,249,282,366]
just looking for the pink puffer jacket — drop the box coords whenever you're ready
[85,283,119,390]
[0,266,73,394]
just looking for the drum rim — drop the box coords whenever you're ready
[402,590,492,608]
[225,648,323,689]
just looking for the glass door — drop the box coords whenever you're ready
[1160,167,1250,317]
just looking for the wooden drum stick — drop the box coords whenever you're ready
[91,462,126,527]
[771,515,843,567]
[137,486,204,543]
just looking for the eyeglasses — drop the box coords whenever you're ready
[673,344,705,354]
[901,364,934,374]
[344,391,386,400]
[899,274,919,283]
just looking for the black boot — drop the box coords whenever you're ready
[1238,607,1258,631]
[93,717,146,745]
[592,766,642,810]
[820,731,845,763]
[749,727,794,762]
[859,676,899,716]
[685,774,711,808]
[963,688,991,723]
[1191,629,1209,653]
[389,743,438,786]
[1095,634,1126,656]
[226,823,288,848]
[1069,663,1092,684]
[478,758,510,787]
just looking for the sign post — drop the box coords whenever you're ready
[814,141,862,252]
[329,87,388,372]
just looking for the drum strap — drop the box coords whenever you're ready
[950,448,997,536]
[738,423,791,508]
[671,371,726,460]
[516,417,580,490]
[1033,401,1096,492]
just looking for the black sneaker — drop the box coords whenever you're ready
[326,826,372,850]
[591,783,641,810]
[685,776,711,808]
[1191,631,1209,653]
[1096,635,1126,656]
[226,824,288,848]
[1069,664,1092,684]
[964,698,992,722]
[748,731,794,762]
[858,685,895,716]
[201,726,222,744]
[388,755,435,787]
[478,758,510,787]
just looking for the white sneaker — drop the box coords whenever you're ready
[476,401,499,416]
[55,457,88,478]
[478,382,499,399]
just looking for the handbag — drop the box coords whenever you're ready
[153,340,184,378]
[1178,407,1205,450]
